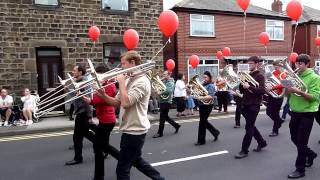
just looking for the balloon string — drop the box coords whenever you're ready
[265,46,268,55]
[243,12,246,53]
[150,38,171,62]
[291,22,298,53]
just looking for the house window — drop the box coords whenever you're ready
[190,14,215,37]
[34,0,59,6]
[266,20,284,40]
[188,57,219,81]
[317,25,320,37]
[103,43,127,70]
[102,0,129,11]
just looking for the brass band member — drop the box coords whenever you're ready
[194,71,220,146]
[235,56,267,159]
[285,54,320,179]
[97,51,164,180]
[265,60,285,137]
[153,71,181,138]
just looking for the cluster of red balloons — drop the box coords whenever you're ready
[286,0,303,21]
[215,47,231,60]
[289,52,298,63]
[259,32,270,46]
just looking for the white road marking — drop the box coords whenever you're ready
[151,150,229,167]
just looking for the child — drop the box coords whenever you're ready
[185,88,195,115]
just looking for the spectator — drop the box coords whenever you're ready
[216,76,228,112]
[186,88,195,115]
[21,88,38,125]
[174,73,187,116]
[0,89,13,126]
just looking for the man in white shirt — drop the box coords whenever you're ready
[0,89,13,126]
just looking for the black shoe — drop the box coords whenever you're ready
[103,152,108,159]
[253,141,267,152]
[65,159,83,165]
[93,177,104,180]
[152,134,163,138]
[234,125,240,128]
[318,140,320,144]
[194,142,205,146]
[213,132,220,141]
[288,170,305,179]
[269,132,278,137]
[68,145,74,150]
[175,125,181,134]
[306,153,317,167]
[235,151,248,159]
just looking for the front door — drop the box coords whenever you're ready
[36,48,64,112]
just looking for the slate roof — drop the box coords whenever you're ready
[298,6,320,24]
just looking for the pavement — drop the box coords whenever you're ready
[0,104,266,137]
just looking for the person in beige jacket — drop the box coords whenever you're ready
[98,50,164,180]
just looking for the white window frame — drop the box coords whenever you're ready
[317,25,320,38]
[102,0,129,11]
[187,58,219,82]
[190,14,215,37]
[265,19,284,41]
[34,0,59,6]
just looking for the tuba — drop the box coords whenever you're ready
[146,70,168,99]
[278,59,308,96]
[188,75,213,105]
[260,63,285,98]
[220,64,243,97]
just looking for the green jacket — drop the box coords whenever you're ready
[160,78,175,104]
[289,69,320,113]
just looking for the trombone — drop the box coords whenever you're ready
[34,59,156,118]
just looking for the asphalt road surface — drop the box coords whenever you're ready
[0,113,319,180]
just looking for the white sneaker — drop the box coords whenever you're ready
[3,121,8,126]
[27,120,33,125]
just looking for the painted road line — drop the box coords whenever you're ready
[151,150,229,167]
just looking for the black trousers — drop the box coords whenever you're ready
[157,103,179,135]
[289,112,316,172]
[216,91,228,111]
[93,122,115,179]
[241,105,265,153]
[266,97,284,133]
[197,105,220,144]
[175,97,186,113]
[116,133,164,180]
[315,105,320,126]
[73,112,95,161]
[235,104,242,126]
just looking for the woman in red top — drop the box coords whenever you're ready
[82,65,116,180]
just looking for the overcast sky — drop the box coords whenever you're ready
[163,0,320,10]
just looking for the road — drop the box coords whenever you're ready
[0,113,319,180]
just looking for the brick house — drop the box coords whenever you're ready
[164,0,292,81]
[293,6,320,68]
[0,0,163,99]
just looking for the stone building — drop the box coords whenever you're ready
[0,0,164,98]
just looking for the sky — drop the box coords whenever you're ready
[163,0,320,10]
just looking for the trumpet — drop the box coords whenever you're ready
[260,63,285,98]
[34,59,156,118]
[146,70,168,99]
[188,75,213,105]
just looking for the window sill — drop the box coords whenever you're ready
[31,4,62,11]
[189,35,216,38]
[270,39,284,41]
[101,9,130,16]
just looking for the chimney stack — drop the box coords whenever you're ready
[271,0,283,13]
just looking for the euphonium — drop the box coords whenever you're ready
[278,59,308,96]
[220,64,243,97]
[188,75,213,105]
[238,71,259,87]
[260,63,285,98]
[146,70,168,99]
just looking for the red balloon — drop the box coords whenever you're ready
[216,51,223,59]
[315,37,320,46]
[289,52,298,63]
[88,26,100,42]
[123,29,139,50]
[237,0,250,11]
[189,55,200,69]
[286,0,303,21]
[166,59,175,71]
[222,47,231,56]
[158,10,179,37]
[259,32,270,46]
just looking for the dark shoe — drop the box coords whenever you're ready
[269,132,278,137]
[103,152,108,159]
[194,142,205,146]
[65,159,83,165]
[180,114,186,116]
[234,125,240,128]
[152,134,163,138]
[288,170,305,179]
[68,145,74,150]
[175,125,181,134]
[213,132,220,141]
[93,177,104,180]
[318,140,320,144]
[306,153,317,167]
[253,141,267,152]
[235,151,248,159]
